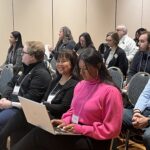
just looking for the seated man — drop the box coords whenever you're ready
[123,79,150,150]
[126,31,150,84]
[0,41,51,131]
[116,24,138,63]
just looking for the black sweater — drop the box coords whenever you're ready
[42,76,78,119]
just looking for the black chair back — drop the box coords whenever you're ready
[108,66,124,89]
[127,72,150,106]
[0,64,13,95]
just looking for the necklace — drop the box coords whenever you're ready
[59,75,72,85]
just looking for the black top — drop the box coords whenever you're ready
[127,51,150,83]
[50,40,76,60]
[42,75,78,119]
[50,83,63,95]
[103,46,128,76]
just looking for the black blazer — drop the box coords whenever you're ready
[50,40,76,60]
[2,62,51,103]
[42,76,78,119]
[104,47,128,76]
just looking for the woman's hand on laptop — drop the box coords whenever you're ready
[62,124,75,133]
[51,119,66,128]
[51,119,76,133]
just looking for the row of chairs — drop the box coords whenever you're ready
[124,72,150,150]
[0,59,56,98]
[108,66,150,150]
[0,65,14,96]
[0,65,149,149]
[108,67,124,89]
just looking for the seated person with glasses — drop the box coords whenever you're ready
[102,32,128,77]
[0,49,79,149]
[0,41,51,149]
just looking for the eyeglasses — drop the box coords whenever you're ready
[21,51,29,55]
[106,39,113,42]
[116,29,122,32]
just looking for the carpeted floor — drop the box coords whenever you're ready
[7,136,146,150]
[117,138,146,150]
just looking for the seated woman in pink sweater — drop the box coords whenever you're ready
[11,48,123,150]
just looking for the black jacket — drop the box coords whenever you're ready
[103,47,128,76]
[2,62,51,102]
[50,40,76,60]
[98,43,110,55]
[127,51,150,83]
[49,40,76,70]
[43,76,78,119]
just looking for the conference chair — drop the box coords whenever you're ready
[124,72,150,150]
[108,66,124,89]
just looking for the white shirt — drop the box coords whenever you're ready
[119,35,138,62]
[105,49,115,67]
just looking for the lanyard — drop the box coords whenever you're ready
[71,82,99,124]
[48,82,60,96]
[47,76,72,101]
[73,82,99,118]
[13,68,35,95]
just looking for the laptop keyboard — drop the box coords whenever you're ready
[55,127,69,133]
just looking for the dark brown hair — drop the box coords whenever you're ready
[77,47,114,84]
[106,32,119,45]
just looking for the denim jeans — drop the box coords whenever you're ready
[0,108,19,131]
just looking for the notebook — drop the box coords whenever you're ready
[18,96,80,135]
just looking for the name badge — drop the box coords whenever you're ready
[13,85,20,95]
[72,114,79,124]
[47,94,55,104]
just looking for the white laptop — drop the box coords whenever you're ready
[18,96,80,135]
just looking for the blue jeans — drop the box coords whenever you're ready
[123,108,150,150]
[0,108,19,131]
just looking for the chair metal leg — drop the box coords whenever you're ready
[125,130,130,150]
[109,139,114,150]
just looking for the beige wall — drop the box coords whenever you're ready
[87,0,116,49]
[0,0,115,64]
[116,0,143,38]
[53,0,116,49]
[13,0,52,44]
[1,0,150,64]
[53,0,86,47]
[142,0,150,29]
[0,0,13,64]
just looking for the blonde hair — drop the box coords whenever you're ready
[26,41,45,61]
